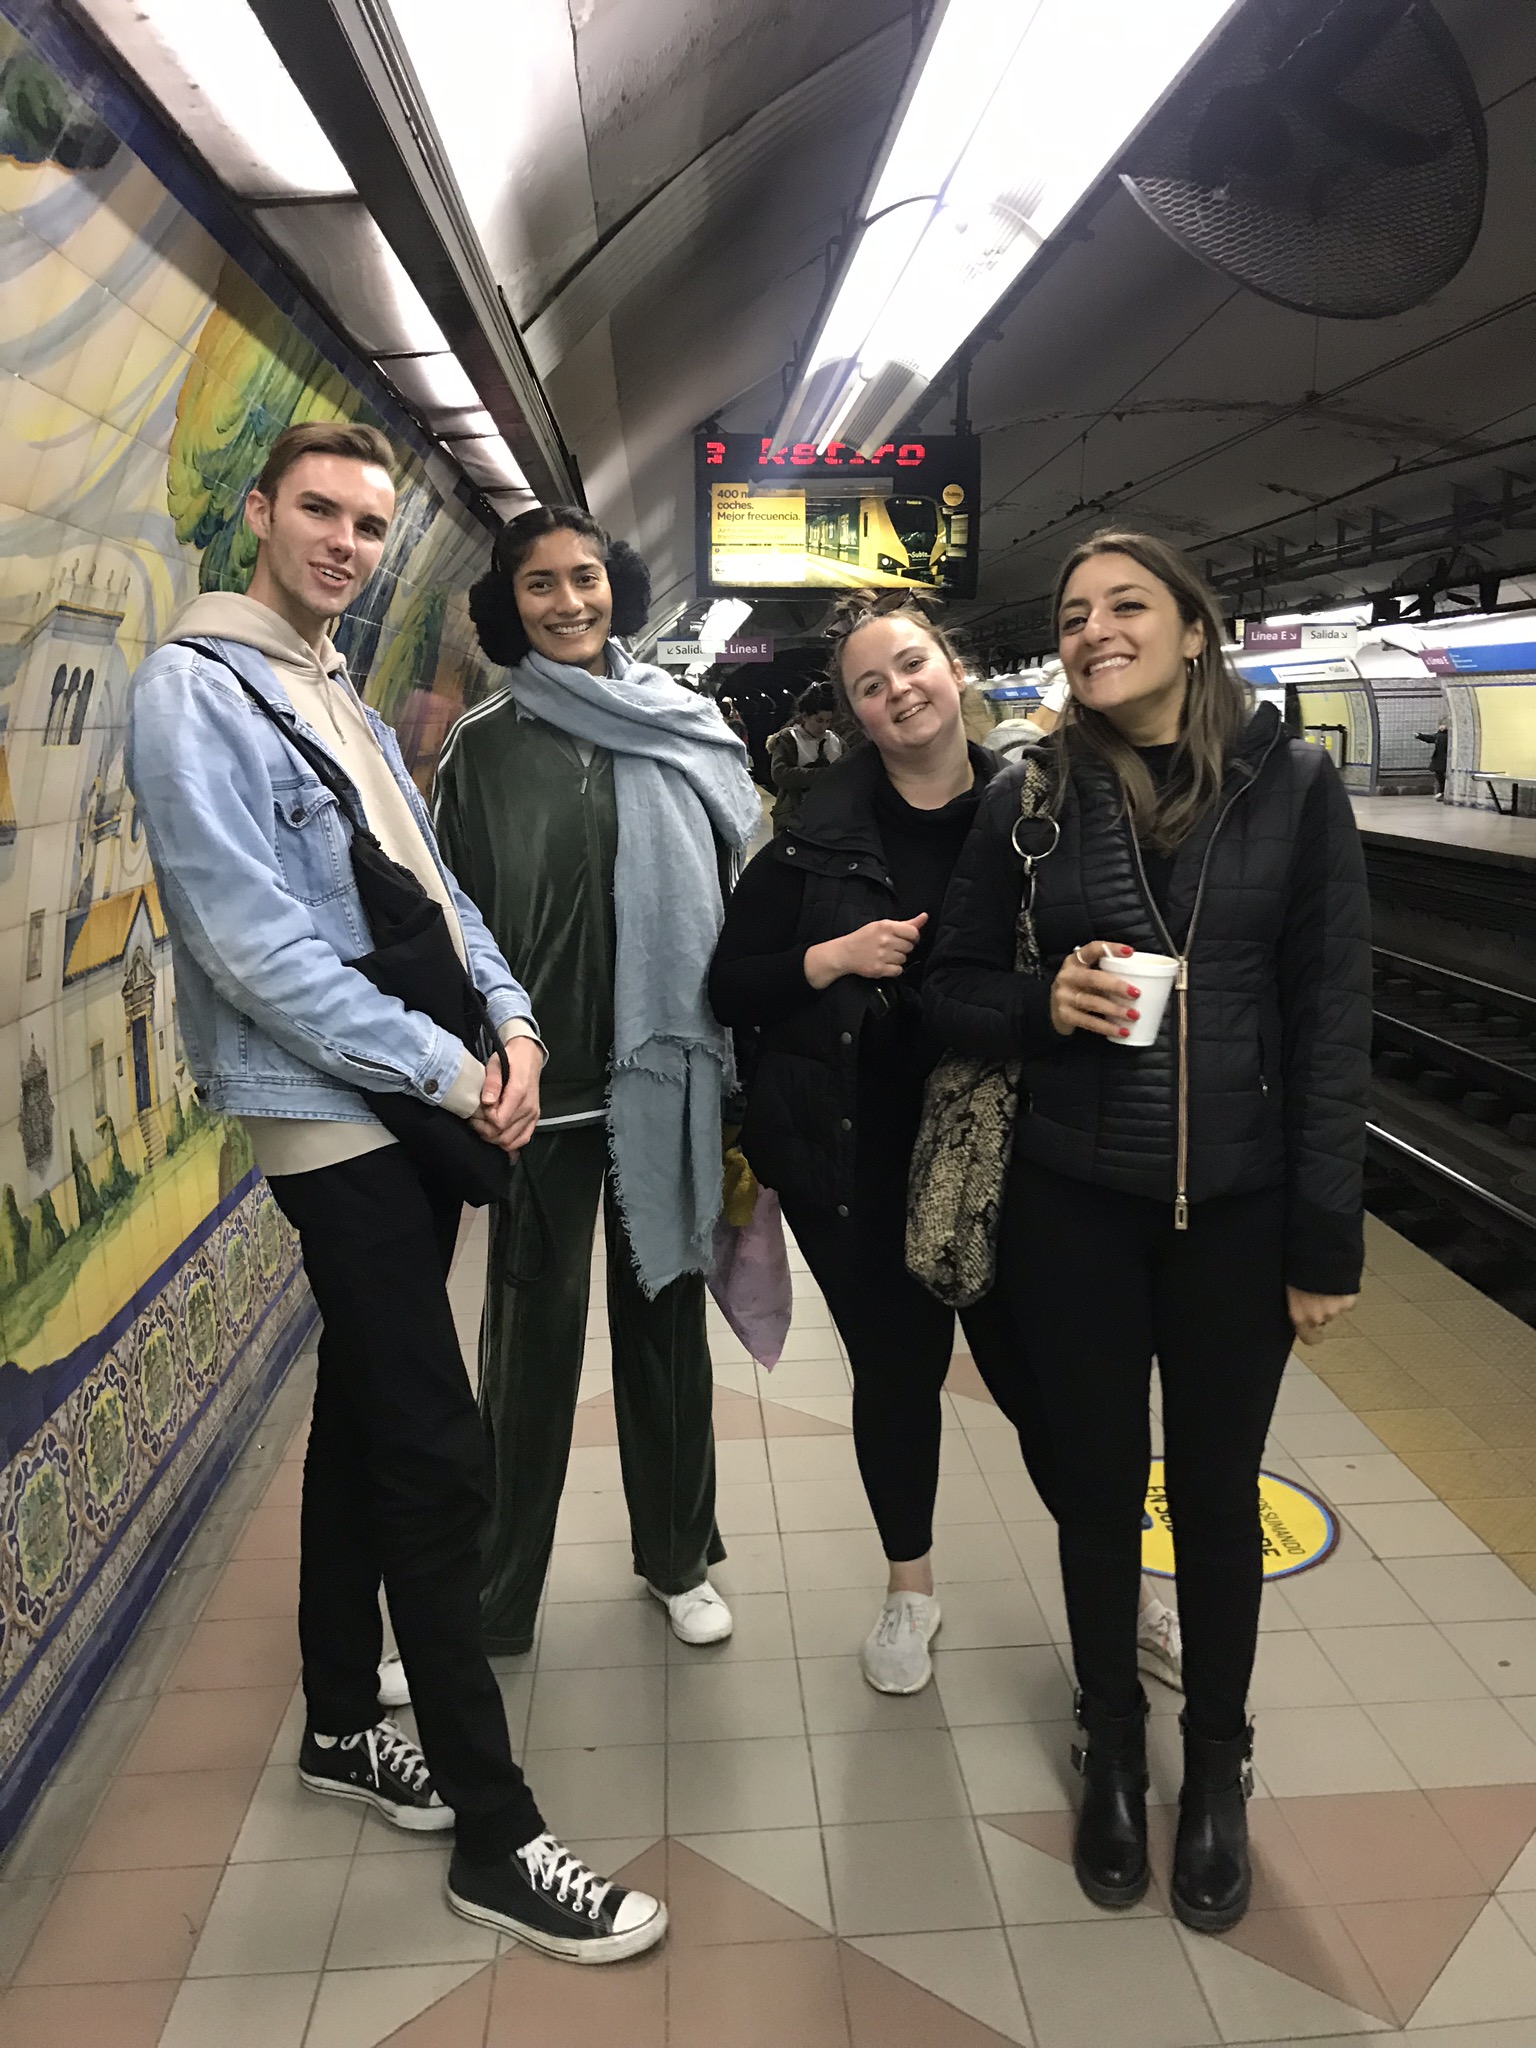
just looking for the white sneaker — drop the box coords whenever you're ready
[377,1655,410,1709]
[1137,1593,1184,1693]
[649,1580,733,1645]
[860,1592,941,1694]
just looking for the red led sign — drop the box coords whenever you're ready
[702,439,928,470]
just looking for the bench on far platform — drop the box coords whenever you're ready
[1476,773,1530,817]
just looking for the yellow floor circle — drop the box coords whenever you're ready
[1141,1459,1338,1581]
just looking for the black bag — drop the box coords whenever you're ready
[187,645,512,1206]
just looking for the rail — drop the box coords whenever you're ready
[1367,946,1536,1320]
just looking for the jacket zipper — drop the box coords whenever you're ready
[1125,731,1281,1231]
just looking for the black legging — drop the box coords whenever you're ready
[1001,1161,1293,1740]
[782,1153,1058,1563]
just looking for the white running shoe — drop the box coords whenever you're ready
[1137,1593,1184,1693]
[377,1655,410,1709]
[860,1592,942,1695]
[649,1580,734,1645]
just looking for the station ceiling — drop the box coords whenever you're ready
[382,0,918,630]
[932,0,1536,654]
[412,0,1535,653]
[69,0,1536,653]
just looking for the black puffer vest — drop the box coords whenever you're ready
[932,705,1369,1217]
[737,745,999,1213]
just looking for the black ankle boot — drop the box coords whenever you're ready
[1172,1714,1254,1933]
[1071,1691,1150,1908]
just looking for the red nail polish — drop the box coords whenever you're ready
[1118,1027,1129,1037]
[1126,1009,1139,1021]
[1127,986,1140,998]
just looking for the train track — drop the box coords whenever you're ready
[1366,948,1536,1325]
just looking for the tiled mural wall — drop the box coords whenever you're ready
[0,13,501,1843]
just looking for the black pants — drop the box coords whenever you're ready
[478,1124,723,1654]
[1001,1161,1293,1739]
[269,1146,543,1861]
[782,1155,1058,1562]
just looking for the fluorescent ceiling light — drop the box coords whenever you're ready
[1426,609,1536,647]
[256,202,448,354]
[699,599,753,651]
[376,353,483,417]
[777,0,1239,454]
[1263,605,1373,627]
[444,410,500,441]
[444,435,530,492]
[483,488,541,522]
[74,0,353,198]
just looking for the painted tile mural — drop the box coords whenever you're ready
[0,16,500,1837]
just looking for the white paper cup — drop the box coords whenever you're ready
[1096,949,1178,1047]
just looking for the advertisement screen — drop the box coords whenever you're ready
[697,434,981,599]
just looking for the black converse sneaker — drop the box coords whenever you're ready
[299,1718,453,1832]
[447,1833,667,1963]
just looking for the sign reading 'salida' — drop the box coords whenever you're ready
[696,432,981,600]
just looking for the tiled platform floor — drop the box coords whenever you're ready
[7,1214,1536,2045]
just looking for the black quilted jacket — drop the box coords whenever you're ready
[923,705,1372,1293]
[709,744,1000,1214]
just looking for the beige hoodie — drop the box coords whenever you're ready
[163,592,528,1177]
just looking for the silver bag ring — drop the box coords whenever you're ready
[1011,812,1060,863]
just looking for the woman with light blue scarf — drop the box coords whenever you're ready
[435,507,760,1656]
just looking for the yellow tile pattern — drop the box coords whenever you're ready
[1315,1221,1536,1581]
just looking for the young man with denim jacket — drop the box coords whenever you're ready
[124,421,666,1963]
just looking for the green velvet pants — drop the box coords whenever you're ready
[477,1122,724,1654]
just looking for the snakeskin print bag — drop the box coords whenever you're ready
[905,754,1058,1307]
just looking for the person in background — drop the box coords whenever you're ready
[720,695,750,747]
[769,681,844,834]
[1417,718,1449,798]
[985,674,1070,761]
[925,530,1370,1933]
[437,505,759,1661]
[124,422,663,1961]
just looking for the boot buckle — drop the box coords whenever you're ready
[1070,1740,1088,1777]
[1240,1761,1255,1800]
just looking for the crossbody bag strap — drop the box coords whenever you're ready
[177,639,374,845]
[180,641,506,1075]
[1009,753,1059,977]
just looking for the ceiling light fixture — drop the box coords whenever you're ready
[375,353,483,419]
[698,599,753,652]
[776,0,1240,456]
[73,0,353,198]
[443,435,530,493]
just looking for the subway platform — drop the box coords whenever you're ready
[6,1218,1536,2047]
[1350,796,1536,868]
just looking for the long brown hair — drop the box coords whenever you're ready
[823,588,961,747]
[1051,531,1249,852]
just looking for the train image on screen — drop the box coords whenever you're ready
[805,494,948,588]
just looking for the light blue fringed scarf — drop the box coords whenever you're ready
[509,644,761,1294]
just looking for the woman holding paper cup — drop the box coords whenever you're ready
[924,531,1370,1933]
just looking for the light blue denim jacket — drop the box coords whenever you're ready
[124,634,534,1124]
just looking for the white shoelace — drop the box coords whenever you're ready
[872,1597,923,1649]
[517,1833,613,1919]
[1139,1602,1179,1657]
[342,1719,433,1796]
